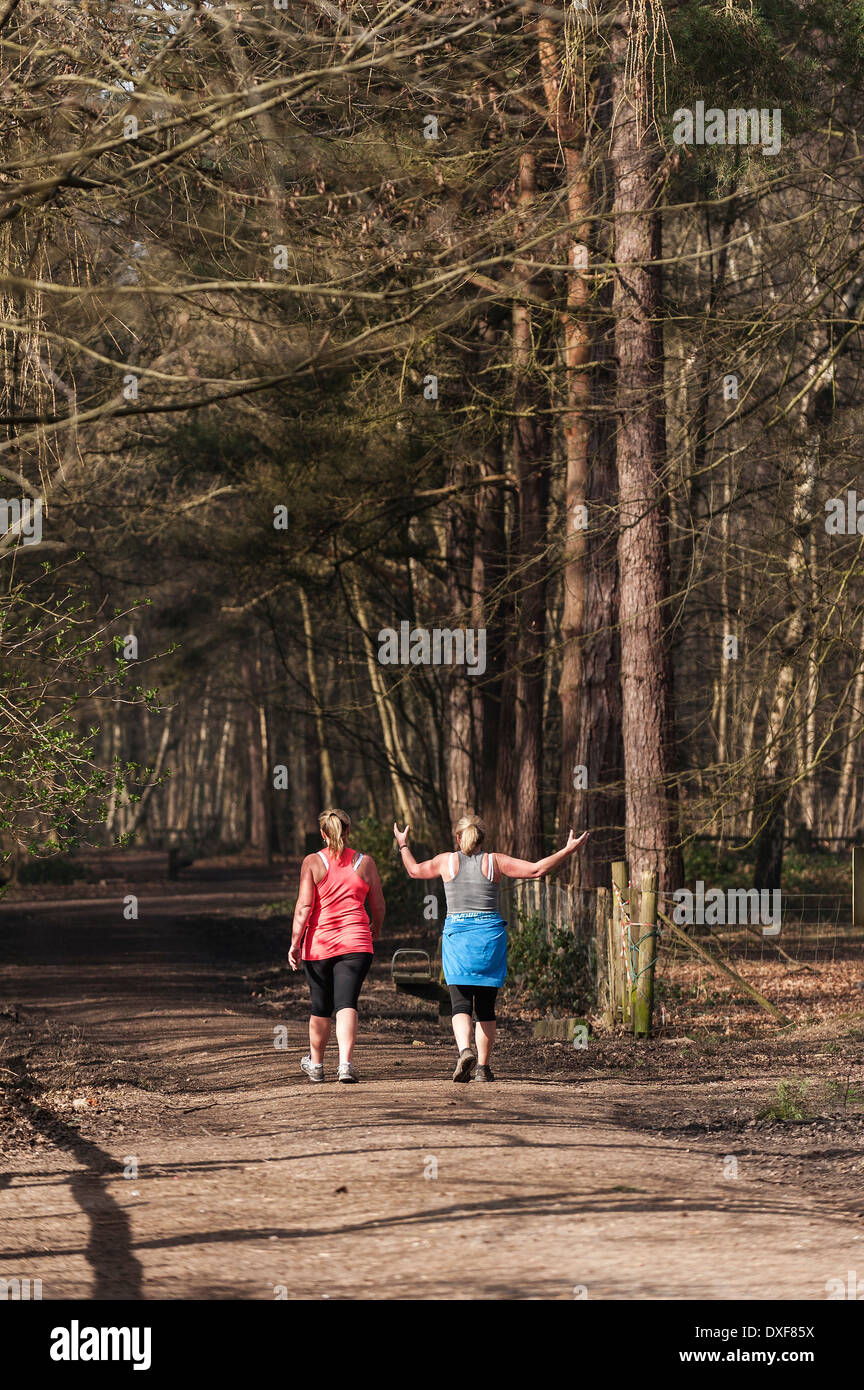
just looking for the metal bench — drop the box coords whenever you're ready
[390,938,451,1020]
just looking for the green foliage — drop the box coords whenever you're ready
[778,849,848,894]
[825,1074,864,1110]
[682,842,753,888]
[163,419,261,485]
[0,570,156,866]
[16,857,95,886]
[664,0,863,110]
[505,910,592,1014]
[757,1079,809,1121]
[351,816,431,927]
[661,0,862,195]
[666,2,804,109]
[681,844,848,893]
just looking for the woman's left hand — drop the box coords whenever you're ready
[393,822,410,848]
[565,830,590,853]
[288,945,302,971]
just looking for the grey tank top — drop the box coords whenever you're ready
[444,851,500,914]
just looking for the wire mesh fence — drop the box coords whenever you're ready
[503,876,864,1033]
[657,891,861,966]
[503,879,861,960]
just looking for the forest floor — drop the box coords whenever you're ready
[1,855,863,1301]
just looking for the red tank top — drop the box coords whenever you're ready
[301,847,373,961]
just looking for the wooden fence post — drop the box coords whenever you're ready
[633,870,658,1038]
[853,848,864,927]
[611,860,629,1028]
[595,886,612,1027]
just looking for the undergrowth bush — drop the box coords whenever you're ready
[506,910,592,1014]
[16,856,95,886]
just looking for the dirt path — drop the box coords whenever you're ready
[1,875,862,1301]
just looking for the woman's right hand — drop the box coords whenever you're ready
[393,822,410,848]
[565,830,590,854]
[288,945,302,971]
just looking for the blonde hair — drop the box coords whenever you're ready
[319,807,351,859]
[454,813,485,856]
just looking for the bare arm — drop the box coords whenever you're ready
[288,856,317,967]
[393,823,449,880]
[496,830,589,881]
[362,855,385,939]
[399,846,449,880]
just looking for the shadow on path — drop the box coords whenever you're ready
[5,1090,142,1300]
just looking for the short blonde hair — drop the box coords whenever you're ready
[454,813,485,856]
[319,807,351,859]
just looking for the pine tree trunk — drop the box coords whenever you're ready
[537,14,593,879]
[476,444,508,839]
[610,11,681,891]
[352,582,413,825]
[445,464,479,824]
[834,614,864,839]
[753,267,864,882]
[509,148,549,858]
[299,588,335,807]
[575,314,626,887]
[213,710,233,848]
[242,659,270,860]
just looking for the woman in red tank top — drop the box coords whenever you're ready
[289,809,385,1084]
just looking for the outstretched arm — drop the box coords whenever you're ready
[393,823,448,880]
[496,830,589,881]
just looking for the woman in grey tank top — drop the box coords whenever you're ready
[394,814,588,1082]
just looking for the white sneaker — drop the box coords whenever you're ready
[337,1061,358,1084]
[301,1055,325,1083]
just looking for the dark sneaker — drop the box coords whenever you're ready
[474,1064,495,1082]
[337,1061,358,1084]
[301,1055,325,1083]
[452,1048,476,1083]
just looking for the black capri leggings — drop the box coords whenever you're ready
[449,982,498,1022]
[304,952,373,1017]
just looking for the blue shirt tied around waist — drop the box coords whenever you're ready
[442,850,507,987]
[442,910,508,988]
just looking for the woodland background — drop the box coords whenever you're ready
[4,0,864,898]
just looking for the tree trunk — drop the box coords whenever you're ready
[575,304,626,888]
[242,658,270,860]
[752,439,816,888]
[104,713,121,838]
[213,709,233,848]
[834,612,864,840]
[539,38,625,885]
[444,463,479,824]
[475,443,508,838]
[509,148,549,859]
[189,683,211,842]
[125,709,175,842]
[537,15,592,879]
[610,10,681,891]
[352,580,413,825]
[752,265,864,883]
[299,588,335,807]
